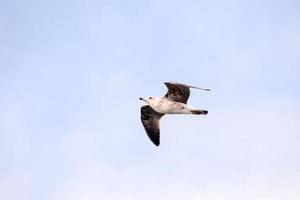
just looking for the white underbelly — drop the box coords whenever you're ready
[152,101,191,114]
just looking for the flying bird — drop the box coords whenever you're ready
[139,82,210,146]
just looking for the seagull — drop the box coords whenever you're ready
[139,82,210,146]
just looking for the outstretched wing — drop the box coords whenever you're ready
[163,82,192,104]
[140,105,164,146]
[164,82,210,104]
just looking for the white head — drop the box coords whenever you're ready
[139,96,160,106]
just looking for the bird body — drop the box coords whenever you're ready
[139,82,209,146]
[140,96,206,114]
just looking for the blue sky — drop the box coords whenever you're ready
[1,0,300,199]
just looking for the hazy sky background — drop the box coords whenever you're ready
[1,0,300,199]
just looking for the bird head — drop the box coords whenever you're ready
[139,96,157,105]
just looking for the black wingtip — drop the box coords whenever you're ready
[150,139,160,146]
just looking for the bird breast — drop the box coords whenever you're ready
[151,99,187,114]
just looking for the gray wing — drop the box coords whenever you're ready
[164,82,191,104]
[141,105,164,146]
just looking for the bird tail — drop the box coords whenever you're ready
[191,109,208,115]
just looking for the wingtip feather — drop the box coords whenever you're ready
[190,86,211,91]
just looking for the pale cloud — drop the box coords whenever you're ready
[0,173,32,200]
[192,177,300,200]
[51,97,300,200]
